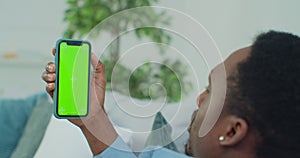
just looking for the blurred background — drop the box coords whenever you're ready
[1,0,300,157]
[1,0,300,99]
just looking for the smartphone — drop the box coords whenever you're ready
[54,39,91,119]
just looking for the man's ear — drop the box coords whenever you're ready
[219,116,248,146]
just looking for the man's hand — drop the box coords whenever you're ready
[42,48,117,155]
[42,48,106,126]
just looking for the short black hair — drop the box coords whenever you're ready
[227,31,300,158]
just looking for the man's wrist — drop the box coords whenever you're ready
[80,125,110,155]
[79,109,118,156]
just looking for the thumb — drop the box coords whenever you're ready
[90,53,106,111]
[91,53,106,88]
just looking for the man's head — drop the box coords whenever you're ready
[186,31,300,158]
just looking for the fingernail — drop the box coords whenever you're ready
[47,73,52,79]
[46,64,51,71]
[48,83,54,88]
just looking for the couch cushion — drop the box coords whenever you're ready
[0,93,45,158]
[10,93,52,158]
[145,112,178,151]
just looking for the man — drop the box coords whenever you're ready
[42,31,300,157]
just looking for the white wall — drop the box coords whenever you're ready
[184,0,300,57]
[0,0,66,54]
[1,0,300,98]
[0,0,66,98]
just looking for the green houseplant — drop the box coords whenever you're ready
[63,0,192,102]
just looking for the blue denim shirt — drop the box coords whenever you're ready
[94,137,191,158]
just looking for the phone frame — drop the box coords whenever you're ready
[53,39,91,119]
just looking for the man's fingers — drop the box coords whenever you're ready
[42,71,56,82]
[46,62,56,73]
[46,83,55,91]
[42,48,56,99]
[52,48,56,56]
[46,83,55,98]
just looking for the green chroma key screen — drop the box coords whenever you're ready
[57,41,90,117]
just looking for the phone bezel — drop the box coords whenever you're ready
[54,39,91,119]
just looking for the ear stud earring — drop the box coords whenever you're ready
[219,136,225,142]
